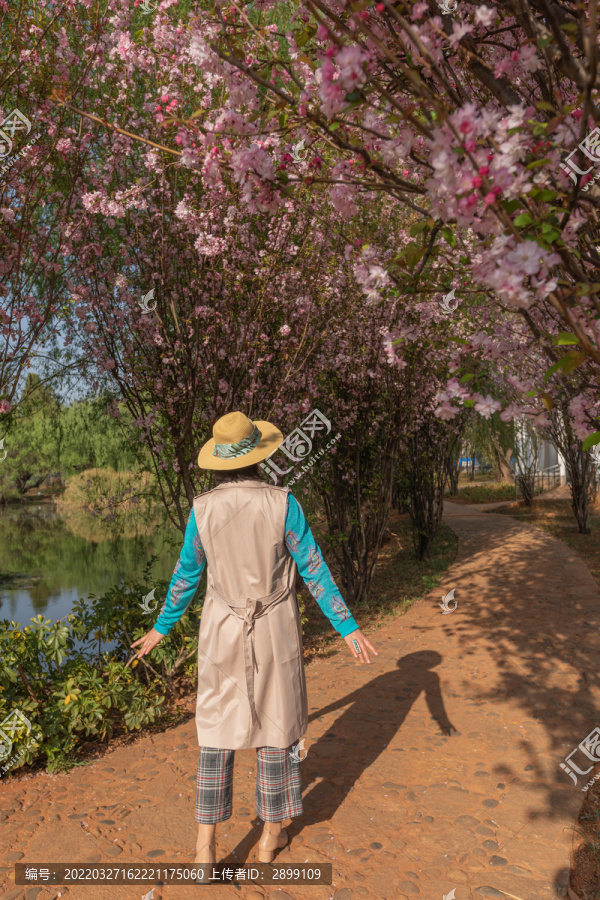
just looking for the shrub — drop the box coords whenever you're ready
[446,483,517,504]
[0,557,203,774]
[55,468,158,516]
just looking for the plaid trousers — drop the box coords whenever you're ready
[195,742,304,824]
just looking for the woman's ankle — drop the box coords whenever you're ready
[196,823,217,846]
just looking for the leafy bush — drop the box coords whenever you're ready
[55,467,157,515]
[446,483,517,504]
[0,558,203,774]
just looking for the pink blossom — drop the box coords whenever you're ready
[506,240,545,276]
[180,148,199,169]
[368,265,390,289]
[194,234,228,256]
[411,2,429,21]
[475,5,496,27]
[448,22,474,50]
[382,331,405,367]
[335,45,369,92]
[500,403,520,423]
[435,403,460,420]
[113,32,135,62]
[474,394,502,418]
[202,152,222,187]
[494,57,513,80]
[519,44,539,73]
[319,60,346,118]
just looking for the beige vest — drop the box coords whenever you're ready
[192,479,308,749]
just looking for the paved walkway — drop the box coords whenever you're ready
[1,499,598,900]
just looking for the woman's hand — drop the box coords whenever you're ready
[344,629,378,664]
[131,628,165,659]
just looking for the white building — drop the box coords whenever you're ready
[513,420,566,484]
[523,435,600,486]
[537,438,566,483]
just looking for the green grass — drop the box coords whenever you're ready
[446,483,517,504]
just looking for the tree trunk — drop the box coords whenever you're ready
[446,452,460,496]
[545,403,596,535]
[409,468,445,559]
[516,472,535,507]
[565,449,594,534]
[489,430,513,483]
[15,472,33,494]
[15,472,50,495]
[400,415,463,561]
[319,428,400,606]
[498,446,513,483]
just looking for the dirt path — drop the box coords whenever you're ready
[1,499,597,900]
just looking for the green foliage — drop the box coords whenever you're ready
[583,432,600,452]
[554,332,579,346]
[55,467,159,522]
[296,593,309,630]
[461,411,514,483]
[0,389,140,498]
[0,559,203,774]
[0,373,60,495]
[447,483,516,503]
[544,350,586,381]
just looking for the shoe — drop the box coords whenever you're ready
[258,822,288,863]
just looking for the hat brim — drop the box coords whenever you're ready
[198,420,284,470]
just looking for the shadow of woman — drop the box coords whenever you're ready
[294,650,458,833]
[223,650,457,865]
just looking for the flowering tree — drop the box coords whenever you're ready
[7,0,600,542]
[70,210,370,534]
[201,0,600,371]
[0,0,97,424]
[0,129,79,422]
[297,286,425,603]
[432,294,600,527]
[0,0,436,536]
[179,0,600,457]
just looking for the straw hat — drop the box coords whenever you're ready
[198,411,283,470]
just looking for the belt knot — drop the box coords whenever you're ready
[243,598,258,626]
[208,584,290,729]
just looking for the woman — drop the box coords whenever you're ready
[132,411,378,865]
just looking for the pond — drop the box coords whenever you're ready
[0,500,185,627]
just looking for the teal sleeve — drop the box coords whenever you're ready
[154,509,206,636]
[284,493,359,638]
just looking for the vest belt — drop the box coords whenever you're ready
[209,583,291,726]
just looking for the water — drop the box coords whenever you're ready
[0,500,185,626]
